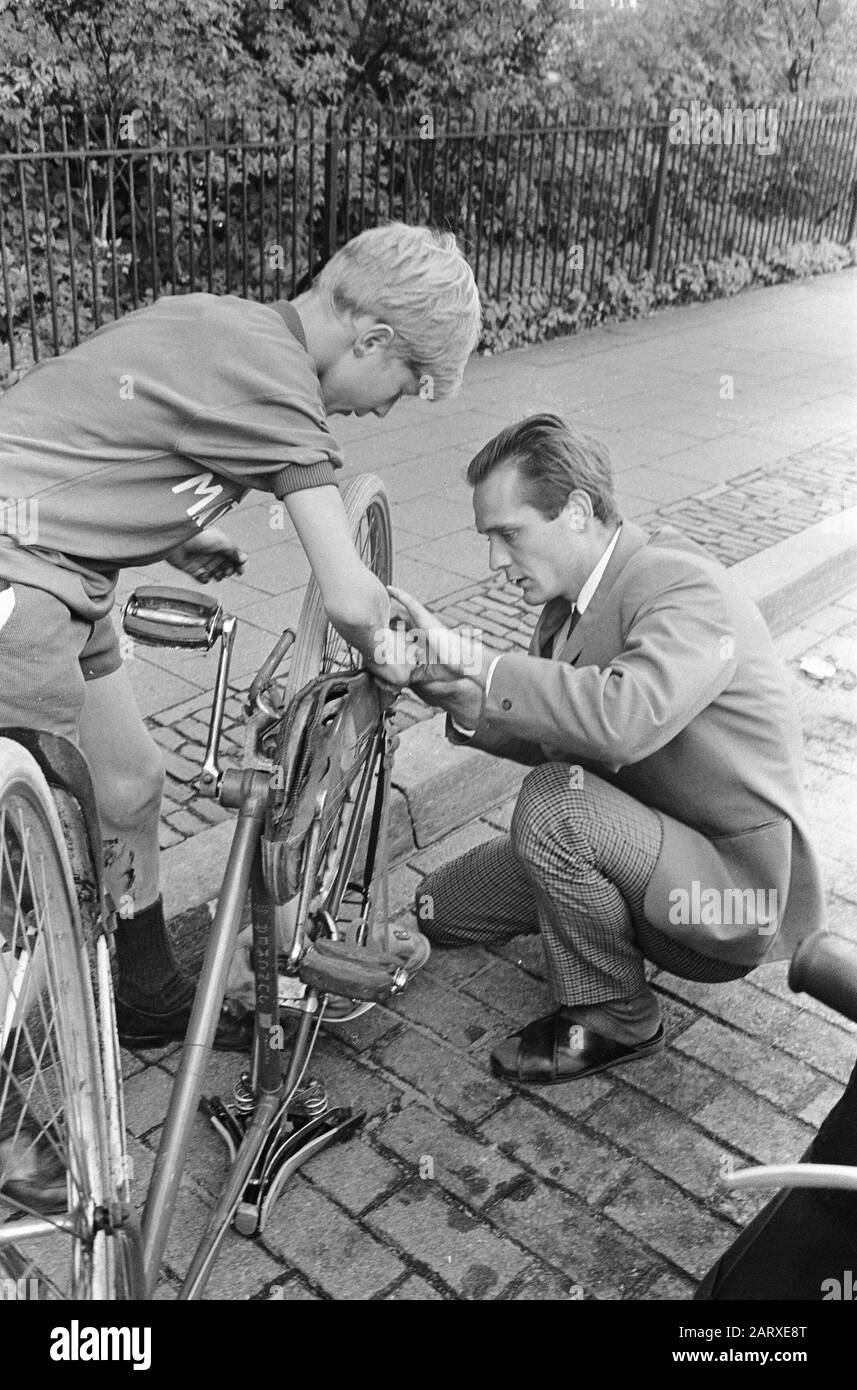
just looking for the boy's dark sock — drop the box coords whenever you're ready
[114,895,194,1011]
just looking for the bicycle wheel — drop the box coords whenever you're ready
[270,476,395,1009]
[284,473,393,701]
[0,739,137,1299]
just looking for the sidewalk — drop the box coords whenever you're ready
[115,270,857,1299]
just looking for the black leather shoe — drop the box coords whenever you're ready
[0,1122,67,1213]
[115,996,255,1051]
[490,1009,665,1085]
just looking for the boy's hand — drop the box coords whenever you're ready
[166,529,248,583]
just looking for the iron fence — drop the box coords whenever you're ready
[1,97,856,376]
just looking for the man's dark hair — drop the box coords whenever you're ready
[466,413,619,525]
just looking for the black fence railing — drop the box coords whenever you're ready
[2,97,856,376]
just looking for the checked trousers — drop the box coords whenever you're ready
[416,763,748,1007]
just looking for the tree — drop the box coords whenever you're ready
[549,0,857,107]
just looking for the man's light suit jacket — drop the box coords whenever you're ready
[457,520,825,965]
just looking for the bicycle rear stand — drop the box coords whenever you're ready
[201,1077,362,1236]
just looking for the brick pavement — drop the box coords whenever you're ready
[127,590,857,1300]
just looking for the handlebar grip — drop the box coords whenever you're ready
[788,931,857,1026]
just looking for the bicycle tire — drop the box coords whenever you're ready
[284,473,393,701]
[265,475,395,1007]
[0,738,139,1300]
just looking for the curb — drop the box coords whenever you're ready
[162,519,857,926]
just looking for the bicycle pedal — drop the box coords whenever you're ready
[298,939,407,1002]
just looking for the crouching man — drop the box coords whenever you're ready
[393,414,825,1085]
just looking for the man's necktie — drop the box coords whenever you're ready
[551,604,579,657]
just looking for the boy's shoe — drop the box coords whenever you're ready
[115,995,255,1051]
[0,1122,68,1214]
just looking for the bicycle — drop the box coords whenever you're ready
[0,472,412,1300]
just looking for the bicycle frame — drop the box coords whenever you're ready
[133,594,396,1296]
[141,766,270,1297]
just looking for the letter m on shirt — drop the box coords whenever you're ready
[172,471,224,520]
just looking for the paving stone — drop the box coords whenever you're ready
[393,718,524,846]
[530,1070,617,1119]
[418,942,494,988]
[461,956,552,1022]
[639,1269,699,1301]
[254,1278,320,1301]
[163,748,202,784]
[387,970,510,1051]
[650,990,699,1040]
[481,798,518,832]
[797,1080,846,1127]
[374,1027,508,1123]
[150,725,186,751]
[385,862,422,918]
[692,1086,816,1167]
[586,1088,762,1226]
[602,1168,738,1280]
[374,1102,524,1208]
[504,1265,587,1300]
[123,1064,177,1139]
[260,1177,407,1299]
[162,781,195,806]
[482,1096,634,1206]
[385,1275,447,1300]
[490,1181,660,1299]
[189,796,231,825]
[203,1237,287,1301]
[489,934,548,980]
[308,1039,406,1120]
[166,808,210,838]
[407,816,502,875]
[769,1009,857,1084]
[366,1181,529,1298]
[302,1136,405,1215]
[654,973,797,1037]
[129,661,204,718]
[674,1016,824,1110]
[328,1004,401,1054]
[622,1048,732,1115]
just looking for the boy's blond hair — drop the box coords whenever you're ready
[314,222,481,399]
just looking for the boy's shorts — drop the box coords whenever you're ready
[0,580,122,744]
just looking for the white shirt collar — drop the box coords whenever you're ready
[575,523,622,615]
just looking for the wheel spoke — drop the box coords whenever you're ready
[0,741,134,1299]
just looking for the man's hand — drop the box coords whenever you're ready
[386,585,497,729]
[411,670,485,729]
[166,528,248,583]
